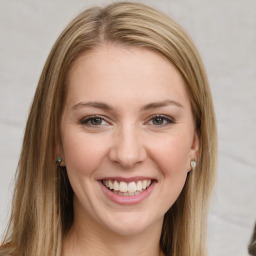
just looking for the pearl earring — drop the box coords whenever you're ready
[56,156,62,165]
[190,159,196,169]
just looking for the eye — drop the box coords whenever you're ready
[80,115,110,127]
[147,115,175,126]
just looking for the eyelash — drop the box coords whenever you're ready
[80,115,110,127]
[147,114,175,126]
[80,114,175,127]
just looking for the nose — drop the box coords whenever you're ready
[109,125,147,169]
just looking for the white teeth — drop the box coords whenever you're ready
[137,181,142,191]
[103,179,152,194]
[109,180,114,190]
[127,182,137,193]
[119,181,128,192]
[113,181,119,191]
[142,180,147,189]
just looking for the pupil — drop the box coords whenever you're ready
[92,118,102,125]
[153,117,163,125]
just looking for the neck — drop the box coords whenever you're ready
[63,200,164,256]
[63,229,163,256]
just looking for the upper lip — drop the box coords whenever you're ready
[98,176,157,183]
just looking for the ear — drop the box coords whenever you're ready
[188,130,199,171]
[190,130,199,158]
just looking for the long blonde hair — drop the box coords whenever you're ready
[0,2,217,256]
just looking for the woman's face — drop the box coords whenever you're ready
[60,45,199,236]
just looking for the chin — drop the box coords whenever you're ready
[101,211,162,236]
[106,222,148,236]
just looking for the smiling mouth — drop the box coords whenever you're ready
[102,179,154,196]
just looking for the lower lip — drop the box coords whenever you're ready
[99,181,156,205]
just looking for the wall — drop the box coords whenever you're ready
[0,0,255,255]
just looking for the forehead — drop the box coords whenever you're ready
[65,44,190,110]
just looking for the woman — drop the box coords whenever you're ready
[0,2,217,256]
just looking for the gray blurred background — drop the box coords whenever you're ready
[0,0,255,255]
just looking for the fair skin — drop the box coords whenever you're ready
[60,44,199,256]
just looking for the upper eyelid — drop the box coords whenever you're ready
[81,114,108,120]
[150,114,174,119]
[147,114,175,122]
[80,115,111,124]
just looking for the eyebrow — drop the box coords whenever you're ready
[72,102,113,111]
[72,100,183,111]
[141,100,183,111]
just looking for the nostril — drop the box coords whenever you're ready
[108,133,147,168]
[109,150,146,169]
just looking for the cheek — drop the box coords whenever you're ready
[149,134,192,210]
[149,134,192,176]
[62,131,109,176]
